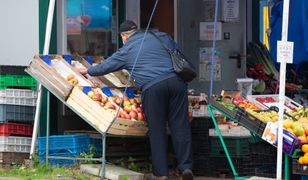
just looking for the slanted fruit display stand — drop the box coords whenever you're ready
[26,54,148,176]
[208,92,308,179]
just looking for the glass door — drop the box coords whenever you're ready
[57,0,118,57]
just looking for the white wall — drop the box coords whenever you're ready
[0,0,39,66]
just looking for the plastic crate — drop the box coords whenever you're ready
[0,89,37,98]
[0,97,36,106]
[0,66,28,75]
[0,75,37,90]
[210,136,251,157]
[39,153,77,167]
[0,136,32,153]
[293,159,308,175]
[0,123,33,136]
[38,134,90,156]
[235,107,266,137]
[0,105,35,123]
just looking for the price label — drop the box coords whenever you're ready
[277,40,294,64]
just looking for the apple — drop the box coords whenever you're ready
[104,102,115,110]
[124,113,131,120]
[93,93,102,101]
[130,104,137,111]
[101,96,108,104]
[137,112,144,121]
[67,74,75,81]
[123,105,132,113]
[123,100,131,107]
[114,97,121,105]
[87,91,94,99]
[129,98,136,104]
[129,111,137,119]
[136,107,142,113]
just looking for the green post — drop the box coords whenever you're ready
[39,0,57,136]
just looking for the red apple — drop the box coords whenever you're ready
[104,102,115,110]
[124,113,131,120]
[136,107,142,113]
[137,112,144,121]
[129,111,137,119]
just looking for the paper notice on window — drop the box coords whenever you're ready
[200,22,222,40]
[203,0,216,21]
[222,0,239,22]
[199,47,221,62]
[199,60,221,81]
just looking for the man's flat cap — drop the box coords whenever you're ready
[119,20,137,33]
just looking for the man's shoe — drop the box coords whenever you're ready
[181,169,194,180]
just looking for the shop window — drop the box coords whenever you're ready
[66,0,117,57]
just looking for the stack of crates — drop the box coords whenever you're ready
[38,134,90,167]
[0,66,37,167]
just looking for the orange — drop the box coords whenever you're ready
[302,156,308,164]
[302,144,308,153]
[305,152,308,157]
[299,157,304,164]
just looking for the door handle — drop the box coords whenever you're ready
[229,54,241,69]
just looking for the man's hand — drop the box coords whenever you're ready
[78,67,88,75]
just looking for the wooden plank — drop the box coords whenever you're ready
[66,97,107,133]
[25,66,68,100]
[33,56,72,90]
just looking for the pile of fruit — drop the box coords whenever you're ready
[232,96,261,111]
[85,87,145,121]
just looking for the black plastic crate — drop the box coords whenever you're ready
[255,164,277,178]
[235,107,266,137]
[0,66,27,75]
[208,156,255,178]
[210,136,250,157]
[293,159,308,175]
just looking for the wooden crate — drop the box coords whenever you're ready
[0,152,29,168]
[73,54,133,88]
[66,87,148,136]
[25,55,93,100]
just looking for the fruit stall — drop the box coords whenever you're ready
[208,91,308,179]
[25,54,149,175]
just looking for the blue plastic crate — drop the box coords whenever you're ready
[0,104,35,123]
[39,153,77,167]
[38,134,90,156]
[90,138,102,155]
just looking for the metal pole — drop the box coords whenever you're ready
[100,133,107,179]
[46,91,50,165]
[30,0,56,159]
[277,0,290,179]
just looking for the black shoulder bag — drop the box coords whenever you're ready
[150,32,197,82]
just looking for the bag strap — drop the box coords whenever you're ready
[149,32,172,52]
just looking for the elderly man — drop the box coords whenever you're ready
[82,20,194,180]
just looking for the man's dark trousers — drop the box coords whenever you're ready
[142,76,193,176]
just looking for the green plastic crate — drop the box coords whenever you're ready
[0,75,37,90]
[210,136,250,157]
